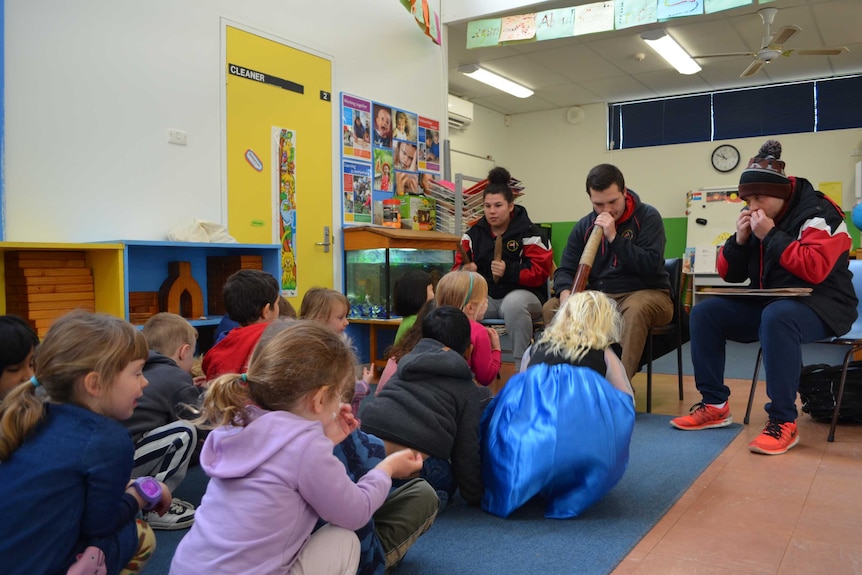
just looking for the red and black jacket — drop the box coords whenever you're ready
[454,205,553,303]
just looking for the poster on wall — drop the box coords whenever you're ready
[274,127,298,296]
[418,117,440,173]
[341,92,442,227]
[341,94,372,160]
[343,159,373,224]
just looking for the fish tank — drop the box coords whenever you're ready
[342,227,460,319]
[345,248,452,319]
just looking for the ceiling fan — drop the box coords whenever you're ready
[693,7,849,78]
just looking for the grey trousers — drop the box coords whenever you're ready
[486,289,544,362]
[375,478,439,570]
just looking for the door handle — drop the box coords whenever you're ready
[315,226,331,253]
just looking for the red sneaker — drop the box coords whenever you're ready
[748,420,799,455]
[670,402,733,430]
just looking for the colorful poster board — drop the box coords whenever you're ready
[340,93,440,227]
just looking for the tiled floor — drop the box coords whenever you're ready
[609,373,862,575]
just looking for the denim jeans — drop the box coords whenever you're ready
[690,296,832,422]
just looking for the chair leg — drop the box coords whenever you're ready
[676,332,683,401]
[646,332,653,413]
[828,346,859,442]
[744,347,763,425]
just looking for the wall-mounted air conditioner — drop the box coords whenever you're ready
[448,94,474,130]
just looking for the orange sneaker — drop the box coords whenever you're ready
[748,420,799,455]
[670,402,732,430]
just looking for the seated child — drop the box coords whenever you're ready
[360,306,493,510]
[393,270,434,343]
[481,291,636,519]
[170,321,427,575]
[300,287,373,414]
[202,269,281,380]
[377,300,435,390]
[0,315,39,400]
[0,310,172,575]
[214,294,296,345]
[435,270,501,386]
[123,312,203,530]
[254,319,439,575]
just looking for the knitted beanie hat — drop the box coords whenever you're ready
[738,140,792,201]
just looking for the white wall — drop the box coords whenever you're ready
[4,0,445,242]
[451,101,862,223]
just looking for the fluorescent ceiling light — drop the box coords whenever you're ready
[458,64,534,98]
[640,30,701,75]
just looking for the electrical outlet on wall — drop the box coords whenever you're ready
[168,129,188,146]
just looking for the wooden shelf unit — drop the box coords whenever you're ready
[0,241,280,330]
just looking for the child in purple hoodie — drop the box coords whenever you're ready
[170,321,427,575]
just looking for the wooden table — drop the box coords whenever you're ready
[348,317,402,371]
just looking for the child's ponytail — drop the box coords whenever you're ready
[195,374,252,429]
[0,379,45,460]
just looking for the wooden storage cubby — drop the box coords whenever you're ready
[0,241,281,333]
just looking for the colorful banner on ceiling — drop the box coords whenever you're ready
[466,0,756,50]
[401,0,441,45]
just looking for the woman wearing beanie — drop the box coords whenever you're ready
[671,140,857,455]
[453,167,554,369]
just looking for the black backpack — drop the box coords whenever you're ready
[798,362,862,423]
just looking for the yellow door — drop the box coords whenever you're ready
[225,25,333,305]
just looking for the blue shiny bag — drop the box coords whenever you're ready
[480,363,635,519]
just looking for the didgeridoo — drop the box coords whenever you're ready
[571,224,603,293]
[492,235,503,283]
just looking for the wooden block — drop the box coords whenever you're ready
[26,305,96,320]
[5,258,87,269]
[4,275,95,288]
[9,299,95,312]
[5,291,97,303]
[5,251,86,263]
[8,267,93,278]
[158,261,204,319]
[129,313,155,325]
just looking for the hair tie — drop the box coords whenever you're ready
[462,273,475,309]
[240,373,248,384]
[30,376,41,388]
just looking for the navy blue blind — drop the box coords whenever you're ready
[817,76,862,131]
[713,83,814,140]
[619,96,710,148]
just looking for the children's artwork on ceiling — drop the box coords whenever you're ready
[342,94,372,161]
[467,0,755,48]
[536,8,577,42]
[341,93,441,227]
[400,0,442,45]
[657,0,703,20]
[500,14,537,42]
[274,127,298,296]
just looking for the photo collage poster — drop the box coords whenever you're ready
[340,92,441,226]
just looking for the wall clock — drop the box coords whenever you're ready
[711,144,740,173]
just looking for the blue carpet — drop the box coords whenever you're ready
[395,413,741,575]
[143,414,741,575]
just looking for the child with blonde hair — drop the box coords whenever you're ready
[435,270,501,386]
[0,310,171,575]
[301,287,373,413]
[170,321,426,575]
[481,291,636,519]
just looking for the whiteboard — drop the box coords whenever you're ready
[686,188,745,274]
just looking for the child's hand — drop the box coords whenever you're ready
[150,481,173,516]
[324,403,360,445]
[192,375,208,388]
[486,327,501,352]
[377,449,424,479]
[361,366,374,384]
